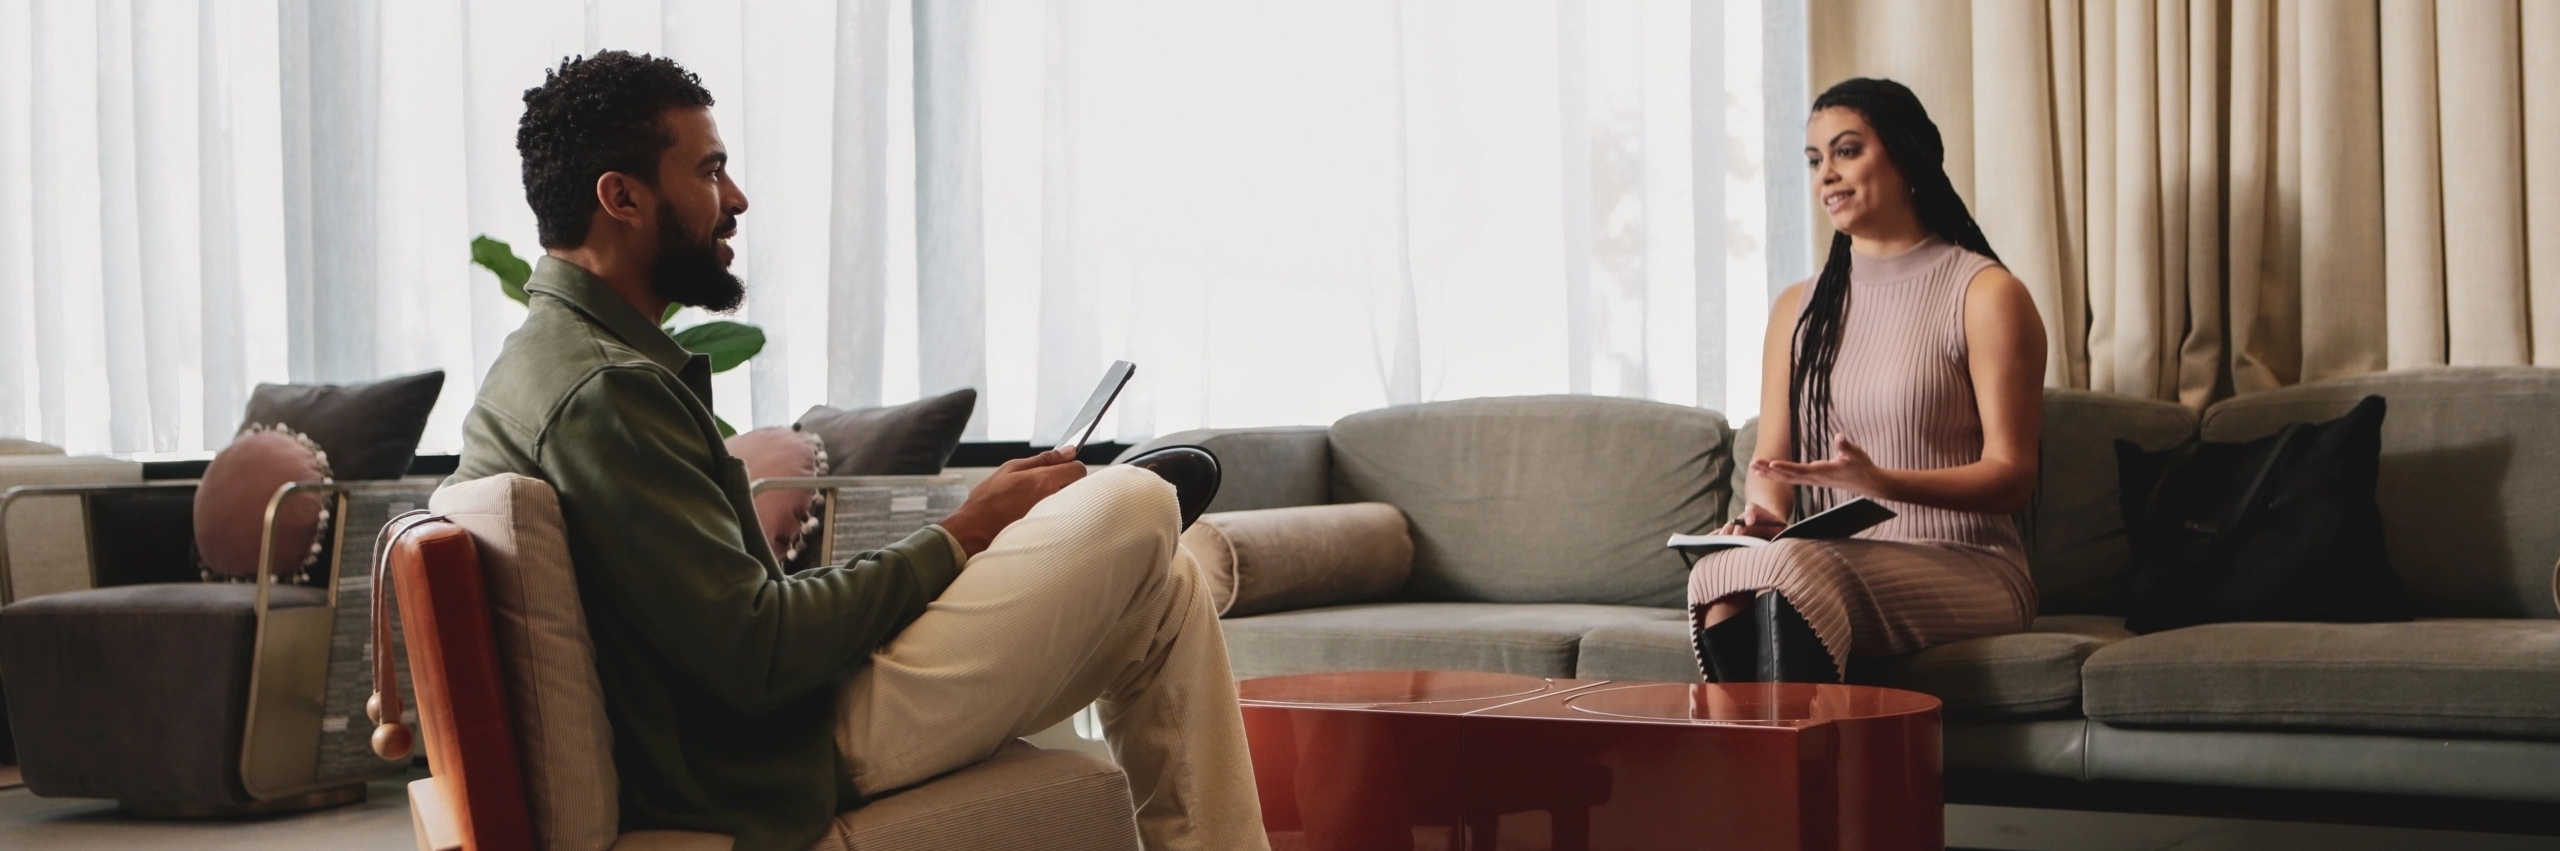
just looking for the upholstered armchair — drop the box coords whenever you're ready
[399,473,1143,851]
[0,478,436,814]
[0,450,143,764]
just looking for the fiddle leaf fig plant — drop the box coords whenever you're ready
[472,234,764,436]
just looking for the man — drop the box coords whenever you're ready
[448,51,1267,851]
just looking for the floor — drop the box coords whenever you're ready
[5,731,2557,851]
[0,769,420,851]
[0,718,1110,851]
[1945,805,2560,851]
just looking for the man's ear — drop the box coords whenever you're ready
[592,171,651,232]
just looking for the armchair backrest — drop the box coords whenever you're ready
[388,517,537,851]
[425,474,622,851]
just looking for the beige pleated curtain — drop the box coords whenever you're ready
[1808,0,2560,407]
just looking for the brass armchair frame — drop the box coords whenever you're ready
[0,478,438,811]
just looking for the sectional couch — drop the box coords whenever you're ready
[1123,366,2560,805]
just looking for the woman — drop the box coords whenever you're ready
[1689,78,2046,683]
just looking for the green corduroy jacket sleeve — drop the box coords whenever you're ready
[539,364,963,716]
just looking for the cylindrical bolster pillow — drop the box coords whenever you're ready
[1180,502,1413,618]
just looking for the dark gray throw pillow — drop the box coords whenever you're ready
[795,388,976,476]
[237,370,445,480]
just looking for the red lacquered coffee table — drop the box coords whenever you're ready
[1238,671,1941,851]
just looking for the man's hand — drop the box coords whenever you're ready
[938,447,1088,558]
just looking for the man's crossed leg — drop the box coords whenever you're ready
[833,465,1270,851]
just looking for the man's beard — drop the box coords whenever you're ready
[649,202,745,314]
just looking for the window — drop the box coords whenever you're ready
[0,0,1804,456]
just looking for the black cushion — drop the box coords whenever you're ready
[236,370,445,480]
[795,388,977,476]
[0,583,326,804]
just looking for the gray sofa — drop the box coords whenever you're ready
[1124,366,2560,805]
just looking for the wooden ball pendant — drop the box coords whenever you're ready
[372,721,413,761]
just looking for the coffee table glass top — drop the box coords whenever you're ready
[1556,681,1940,725]
[1236,670,1556,707]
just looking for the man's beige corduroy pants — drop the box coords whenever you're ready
[833,465,1270,851]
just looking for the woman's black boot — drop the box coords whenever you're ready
[1693,605,1762,682]
[1754,591,1842,683]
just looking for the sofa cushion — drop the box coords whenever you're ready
[2082,725,2560,804]
[1185,503,1411,617]
[1569,617,1699,683]
[2199,367,2560,618]
[1328,396,1730,606]
[194,425,334,579]
[432,475,618,851]
[1719,392,2194,617]
[2026,389,2195,614]
[2082,618,2560,738]
[814,741,1139,851]
[0,582,325,804]
[239,369,446,480]
[795,388,976,476]
[1874,615,2130,716]
[1221,602,1685,679]
[1574,615,2131,719]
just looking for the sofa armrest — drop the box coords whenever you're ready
[1118,427,1333,513]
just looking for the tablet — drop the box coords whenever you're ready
[1045,361,1136,451]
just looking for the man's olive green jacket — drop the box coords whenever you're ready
[448,257,964,851]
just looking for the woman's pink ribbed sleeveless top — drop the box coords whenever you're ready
[1795,236,2024,559]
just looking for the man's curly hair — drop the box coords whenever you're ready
[518,51,715,248]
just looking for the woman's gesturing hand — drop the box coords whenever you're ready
[1752,434,1883,497]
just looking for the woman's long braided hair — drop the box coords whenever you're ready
[1789,78,2001,470]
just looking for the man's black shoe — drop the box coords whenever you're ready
[1119,445,1220,531]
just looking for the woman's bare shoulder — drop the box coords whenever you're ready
[1771,278,1812,321]
[1962,264,2035,315]
[1961,263,2047,372]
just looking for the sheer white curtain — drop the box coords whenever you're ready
[968,0,1781,442]
[0,0,1790,456]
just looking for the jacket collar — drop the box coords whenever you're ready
[525,256,715,401]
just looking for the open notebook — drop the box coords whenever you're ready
[1666,497,1896,552]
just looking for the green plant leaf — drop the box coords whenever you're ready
[670,320,766,372]
[663,303,683,324]
[471,235,533,305]
[715,414,738,438]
